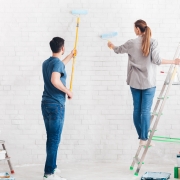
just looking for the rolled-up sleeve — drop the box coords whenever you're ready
[52,60,65,76]
[114,40,130,54]
[151,40,162,65]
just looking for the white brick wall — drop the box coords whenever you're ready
[0,0,180,165]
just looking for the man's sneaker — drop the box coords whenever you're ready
[43,174,66,180]
[54,168,61,174]
[139,140,155,147]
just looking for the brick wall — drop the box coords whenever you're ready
[0,0,180,165]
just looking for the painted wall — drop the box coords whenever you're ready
[0,0,180,165]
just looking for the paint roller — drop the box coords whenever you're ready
[71,10,88,15]
[69,10,88,91]
[101,32,118,49]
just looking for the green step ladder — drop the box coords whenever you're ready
[130,43,180,176]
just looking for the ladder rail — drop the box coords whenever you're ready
[1,143,14,174]
[150,84,166,125]
[175,66,180,82]
[165,44,180,85]
[150,43,180,125]
[174,43,180,82]
[130,146,142,169]
[149,45,179,125]
[150,64,174,125]
[131,43,180,175]
[135,66,178,174]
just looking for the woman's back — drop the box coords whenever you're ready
[114,36,162,89]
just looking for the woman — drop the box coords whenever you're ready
[108,19,180,146]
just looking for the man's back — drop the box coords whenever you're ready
[42,57,67,105]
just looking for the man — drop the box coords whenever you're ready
[41,37,75,180]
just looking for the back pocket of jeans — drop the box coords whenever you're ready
[45,104,59,115]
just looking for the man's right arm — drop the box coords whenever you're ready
[51,72,73,99]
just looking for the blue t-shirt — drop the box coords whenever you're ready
[42,57,67,105]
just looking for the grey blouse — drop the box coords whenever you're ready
[114,36,162,89]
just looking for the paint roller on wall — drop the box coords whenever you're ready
[70,10,88,91]
[101,32,118,49]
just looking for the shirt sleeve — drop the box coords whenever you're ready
[52,60,65,76]
[113,40,130,54]
[151,40,162,65]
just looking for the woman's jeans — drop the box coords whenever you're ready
[41,102,65,175]
[130,87,156,140]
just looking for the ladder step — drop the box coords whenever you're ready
[152,136,180,143]
[133,157,144,164]
[149,129,157,132]
[0,157,11,161]
[172,82,180,85]
[0,140,5,144]
[157,97,169,100]
[165,82,180,85]
[142,145,152,148]
[151,112,163,116]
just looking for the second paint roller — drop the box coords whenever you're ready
[101,32,118,49]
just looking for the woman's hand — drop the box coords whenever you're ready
[175,58,180,65]
[107,41,115,49]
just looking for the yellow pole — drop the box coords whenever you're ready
[70,17,80,91]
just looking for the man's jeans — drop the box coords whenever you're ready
[130,87,156,140]
[41,102,65,175]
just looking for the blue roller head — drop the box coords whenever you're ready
[71,10,88,15]
[101,32,118,39]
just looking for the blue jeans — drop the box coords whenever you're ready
[41,102,65,175]
[130,87,156,140]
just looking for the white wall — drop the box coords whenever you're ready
[0,0,180,165]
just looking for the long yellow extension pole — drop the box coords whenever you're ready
[70,17,80,91]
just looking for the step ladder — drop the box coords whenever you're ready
[130,43,180,176]
[0,140,14,174]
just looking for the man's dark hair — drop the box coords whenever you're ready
[49,37,65,53]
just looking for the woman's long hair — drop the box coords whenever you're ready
[135,19,151,56]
